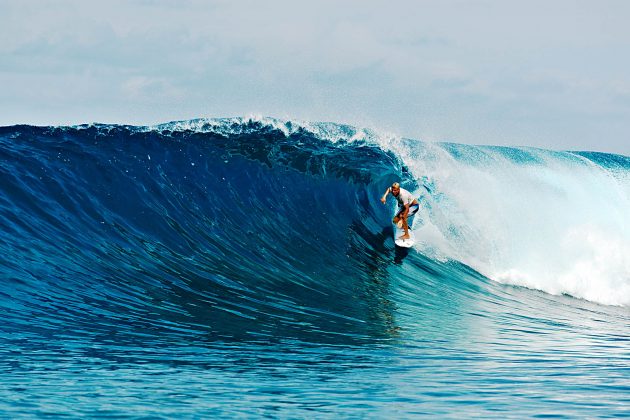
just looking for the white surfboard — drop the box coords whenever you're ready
[394,220,415,248]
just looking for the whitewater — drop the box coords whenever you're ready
[1,117,628,417]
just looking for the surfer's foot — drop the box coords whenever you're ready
[399,234,410,240]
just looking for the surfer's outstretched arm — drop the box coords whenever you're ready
[380,187,391,204]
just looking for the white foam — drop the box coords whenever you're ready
[380,138,630,307]
[147,115,388,145]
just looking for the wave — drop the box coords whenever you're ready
[0,119,413,344]
[0,117,628,348]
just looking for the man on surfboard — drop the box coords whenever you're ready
[380,182,419,240]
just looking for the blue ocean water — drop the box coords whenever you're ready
[1,118,629,418]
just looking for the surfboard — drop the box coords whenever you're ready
[394,219,415,248]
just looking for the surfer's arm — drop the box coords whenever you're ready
[380,187,391,204]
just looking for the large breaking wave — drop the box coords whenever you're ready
[1,117,628,350]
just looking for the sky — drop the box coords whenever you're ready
[1,0,630,155]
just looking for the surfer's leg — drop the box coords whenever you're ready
[400,215,410,239]
[399,204,418,239]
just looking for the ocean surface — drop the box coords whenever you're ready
[1,117,629,418]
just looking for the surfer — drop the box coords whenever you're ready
[380,182,419,240]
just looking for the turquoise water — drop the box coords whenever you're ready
[1,119,628,417]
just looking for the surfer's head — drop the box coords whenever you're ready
[391,182,400,196]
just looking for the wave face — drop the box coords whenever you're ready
[1,118,629,417]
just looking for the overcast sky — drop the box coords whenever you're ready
[1,0,629,154]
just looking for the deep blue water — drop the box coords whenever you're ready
[1,118,629,418]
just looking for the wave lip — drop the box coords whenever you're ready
[145,116,388,145]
